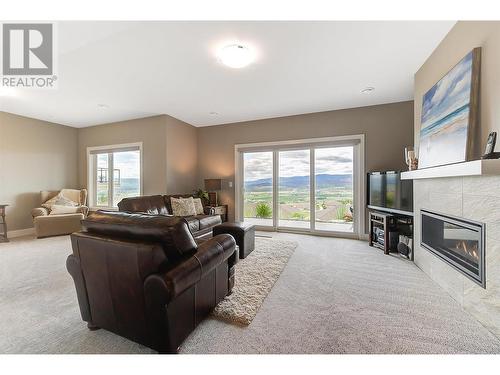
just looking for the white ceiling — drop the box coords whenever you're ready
[0,21,455,128]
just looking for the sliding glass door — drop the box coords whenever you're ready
[278,149,311,229]
[237,137,361,236]
[314,146,354,233]
[243,151,274,227]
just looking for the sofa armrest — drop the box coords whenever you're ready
[144,234,236,302]
[32,207,49,218]
[195,233,236,274]
[66,254,92,323]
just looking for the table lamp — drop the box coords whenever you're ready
[204,178,222,206]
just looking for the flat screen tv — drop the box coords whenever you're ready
[367,171,413,215]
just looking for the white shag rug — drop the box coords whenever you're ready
[212,237,298,325]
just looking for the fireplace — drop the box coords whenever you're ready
[421,210,485,287]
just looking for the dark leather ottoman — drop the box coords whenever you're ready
[213,222,255,259]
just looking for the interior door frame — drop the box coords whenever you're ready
[234,134,365,239]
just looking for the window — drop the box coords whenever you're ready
[87,143,142,208]
[236,135,364,237]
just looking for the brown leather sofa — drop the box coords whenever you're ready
[118,194,221,239]
[67,210,237,353]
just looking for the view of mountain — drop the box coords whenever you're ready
[244,174,352,192]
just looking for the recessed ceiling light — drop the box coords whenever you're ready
[361,87,375,94]
[217,44,254,69]
[97,104,109,109]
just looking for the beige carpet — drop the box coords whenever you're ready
[1,233,500,354]
[213,238,297,325]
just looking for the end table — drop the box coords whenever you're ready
[210,205,228,222]
[0,205,8,243]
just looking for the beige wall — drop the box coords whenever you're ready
[78,115,168,195]
[197,101,414,222]
[165,115,198,194]
[0,112,78,231]
[1,94,413,232]
[0,111,198,232]
[413,21,500,338]
[1,101,413,231]
[77,114,198,198]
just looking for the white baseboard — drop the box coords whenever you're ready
[359,233,369,241]
[7,227,35,238]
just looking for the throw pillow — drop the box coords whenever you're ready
[42,193,79,210]
[59,189,82,205]
[49,205,81,215]
[171,197,197,217]
[193,198,204,215]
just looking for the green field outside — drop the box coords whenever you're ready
[244,187,353,223]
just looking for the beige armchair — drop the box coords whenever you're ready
[32,189,88,238]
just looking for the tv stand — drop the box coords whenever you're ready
[368,209,413,259]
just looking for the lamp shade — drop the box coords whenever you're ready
[204,178,222,191]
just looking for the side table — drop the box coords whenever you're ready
[209,205,228,222]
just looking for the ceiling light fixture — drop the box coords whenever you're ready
[209,111,219,116]
[361,87,375,94]
[218,44,254,69]
[97,104,109,109]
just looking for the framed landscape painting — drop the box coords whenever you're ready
[418,48,481,169]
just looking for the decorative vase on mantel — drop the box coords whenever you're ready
[405,146,418,171]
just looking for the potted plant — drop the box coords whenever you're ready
[193,189,209,205]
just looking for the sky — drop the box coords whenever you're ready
[97,150,140,179]
[243,147,353,181]
[421,50,473,129]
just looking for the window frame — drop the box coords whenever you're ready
[86,142,143,210]
[234,135,365,239]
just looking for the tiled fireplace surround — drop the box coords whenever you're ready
[414,176,500,337]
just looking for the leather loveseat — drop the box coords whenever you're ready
[118,194,221,239]
[67,210,237,353]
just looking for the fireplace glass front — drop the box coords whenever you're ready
[421,210,485,287]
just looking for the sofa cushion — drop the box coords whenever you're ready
[193,198,204,215]
[34,213,84,238]
[42,193,79,210]
[117,195,169,215]
[163,194,195,213]
[60,189,84,205]
[49,204,81,215]
[197,214,222,230]
[171,197,197,217]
